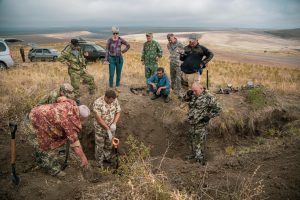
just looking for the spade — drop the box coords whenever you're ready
[9,122,20,186]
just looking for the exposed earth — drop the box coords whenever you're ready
[0,83,300,200]
[1,30,300,199]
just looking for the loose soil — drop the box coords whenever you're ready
[1,86,300,200]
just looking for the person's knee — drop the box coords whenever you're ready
[161,89,170,96]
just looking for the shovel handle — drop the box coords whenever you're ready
[11,139,16,164]
[9,123,17,164]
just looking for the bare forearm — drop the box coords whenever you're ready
[113,112,121,124]
[95,112,110,130]
[71,141,87,163]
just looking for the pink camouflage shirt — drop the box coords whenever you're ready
[30,97,81,151]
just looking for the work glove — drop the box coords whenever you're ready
[110,123,117,132]
[107,130,113,141]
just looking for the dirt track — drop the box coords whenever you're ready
[1,85,300,199]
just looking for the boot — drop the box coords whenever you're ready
[163,95,170,103]
[151,94,160,100]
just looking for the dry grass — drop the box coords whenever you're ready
[0,41,297,199]
[1,42,299,128]
[81,136,265,200]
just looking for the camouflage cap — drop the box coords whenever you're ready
[188,34,198,41]
[167,33,174,39]
[60,83,74,93]
[146,32,153,37]
[71,39,79,46]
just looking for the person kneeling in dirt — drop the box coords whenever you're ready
[27,97,90,177]
[93,90,121,167]
[187,83,221,164]
[37,83,75,105]
[147,67,171,103]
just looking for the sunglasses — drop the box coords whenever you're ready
[113,32,119,35]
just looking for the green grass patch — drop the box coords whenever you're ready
[245,87,267,109]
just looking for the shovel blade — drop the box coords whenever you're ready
[11,173,20,186]
[11,164,20,186]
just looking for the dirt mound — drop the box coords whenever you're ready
[1,86,300,199]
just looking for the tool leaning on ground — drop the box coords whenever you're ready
[112,137,120,170]
[206,69,209,90]
[9,122,21,186]
[61,140,70,170]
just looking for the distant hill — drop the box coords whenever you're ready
[264,28,300,40]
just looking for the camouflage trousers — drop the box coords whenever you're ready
[68,67,95,99]
[25,119,64,176]
[170,63,182,96]
[94,127,115,166]
[189,123,208,163]
[145,64,158,81]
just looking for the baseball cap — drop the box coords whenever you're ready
[60,83,74,93]
[146,32,153,37]
[71,39,79,46]
[188,34,198,41]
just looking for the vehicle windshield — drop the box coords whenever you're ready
[50,49,60,54]
[93,45,105,51]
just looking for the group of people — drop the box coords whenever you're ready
[26,26,221,177]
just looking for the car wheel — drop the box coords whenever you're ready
[0,62,8,70]
[30,57,35,62]
[52,56,57,61]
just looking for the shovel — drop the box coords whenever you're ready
[61,140,70,171]
[9,122,20,186]
[112,137,120,170]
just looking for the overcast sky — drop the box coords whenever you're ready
[0,0,299,29]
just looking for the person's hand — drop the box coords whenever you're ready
[107,130,113,141]
[156,87,162,95]
[152,83,157,90]
[83,52,89,57]
[110,123,117,132]
[103,60,109,65]
[81,157,89,168]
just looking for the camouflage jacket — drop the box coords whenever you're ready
[30,97,81,151]
[167,40,184,66]
[58,45,86,71]
[188,91,221,125]
[37,89,60,106]
[141,40,163,66]
[93,96,121,130]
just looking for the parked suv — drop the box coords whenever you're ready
[28,48,60,62]
[0,39,15,69]
[75,39,106,62]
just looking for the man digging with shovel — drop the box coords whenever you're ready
[26,97,90,177]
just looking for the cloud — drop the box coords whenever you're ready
[0,0,299,28]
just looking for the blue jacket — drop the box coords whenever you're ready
[147,73,170,89]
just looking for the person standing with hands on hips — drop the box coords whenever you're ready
[104,26,130,92]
